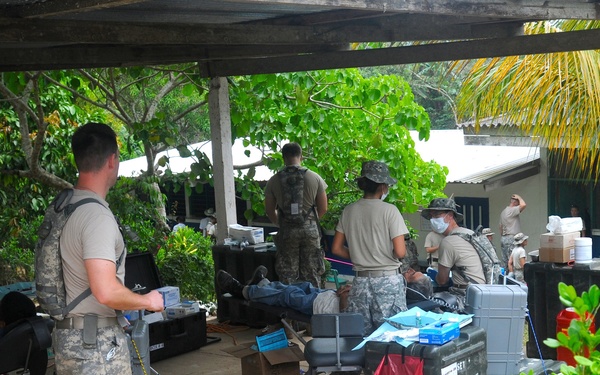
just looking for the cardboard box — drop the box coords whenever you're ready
[540,232,580,249]
[228,224,264,244]
[223,342,305,375]
[419,320,460,345]
[155,286,180,307]
[539,247,575,263]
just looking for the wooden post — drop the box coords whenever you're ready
[208,77,236,244]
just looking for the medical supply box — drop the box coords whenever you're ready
[419,320,460,345]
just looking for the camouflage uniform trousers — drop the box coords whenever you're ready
[274,220,325,288]
[344,274,407,335]
[501,235,515,270]
[53,324,132,375]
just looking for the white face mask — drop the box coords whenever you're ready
[380,186,389,201]
[430,215,449,234]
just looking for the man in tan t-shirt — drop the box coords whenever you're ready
[421,197,485,312]
[499,194,527,269]
[53,123,164,375]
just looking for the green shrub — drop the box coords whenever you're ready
[155,227,215,303]
[542,282,600,375]
[0,237,35,285]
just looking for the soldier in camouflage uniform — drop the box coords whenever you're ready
[54,123,164,374]
[265,142,328,288]
[332,161,409,334]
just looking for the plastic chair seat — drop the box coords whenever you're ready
[304,337,365,366]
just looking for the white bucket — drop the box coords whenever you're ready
[575,237,593,262]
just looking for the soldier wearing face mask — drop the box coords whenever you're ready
[420,198,485,312]
[332,160,409,334]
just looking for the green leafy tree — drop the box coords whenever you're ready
[452,20,600,180]
[227,69,448,226]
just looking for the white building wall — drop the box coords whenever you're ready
[405,148,549,264]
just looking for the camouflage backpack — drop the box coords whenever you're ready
[450,226,502,285]
[277,166,314,225]
[35,189,103,320]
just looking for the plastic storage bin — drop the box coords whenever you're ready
[364,325,487,375]
[465,284,527,375]
[524,260,600,359]
[212,245,282,327]
[148,311,207,363]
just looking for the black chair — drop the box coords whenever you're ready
[303,313,365,375]
[0,316,54,375]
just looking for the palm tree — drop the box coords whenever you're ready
[453,20,600,180]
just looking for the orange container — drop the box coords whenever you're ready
[556,307,596,366]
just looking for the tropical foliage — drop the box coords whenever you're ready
[544,282,600,375]
[453,20,600,180]
[155,227,216,302]
[228,69,448,225]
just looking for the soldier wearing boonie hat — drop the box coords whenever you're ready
[420,197,485,312]
[332,160,409,334]
[508,232,528,282]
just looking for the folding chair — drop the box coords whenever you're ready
[303,313,365,375]
[0,316,54,375]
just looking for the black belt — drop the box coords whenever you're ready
[355,270,398,277]
[55,316,119,330]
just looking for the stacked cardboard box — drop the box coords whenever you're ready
[539,232,580,263]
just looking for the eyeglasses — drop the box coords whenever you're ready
[430,211,449,219]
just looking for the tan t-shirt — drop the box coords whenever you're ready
[264,165,327,221]
[438,227,486,285]
[335,198,408,271]
[60,189,125,318]
[500,206,521,235]
[424,231,444,259]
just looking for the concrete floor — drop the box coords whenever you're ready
[150,317,311,375]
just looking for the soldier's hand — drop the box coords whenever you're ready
[146,290,165,312]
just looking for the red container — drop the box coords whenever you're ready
[556,307,596,366]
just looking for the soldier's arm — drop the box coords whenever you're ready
[436,264,451,286]
[315,190,328,219]
[392,235,406,259]
[332,231,350,259]
[85,258,164,312]
[264,192,278,225]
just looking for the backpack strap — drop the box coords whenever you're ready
[449,232,480,285]
[59,198,127,318]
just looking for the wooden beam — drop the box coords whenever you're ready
[8,0,148,18]
[1,28,600,74]
[228,0,600,20]
[0,16,522,46]
[200,28,600,77]
[0,44,349,72]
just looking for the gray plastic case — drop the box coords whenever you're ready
[465,284,528,375]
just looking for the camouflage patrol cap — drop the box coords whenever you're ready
[420,197,464,223]
[356,161,397,185]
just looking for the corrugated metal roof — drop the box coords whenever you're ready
[411,130,540,184]
[451,154,540,184]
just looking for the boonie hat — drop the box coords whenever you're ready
[204,208,216,217]
[513,232,529,245]
[482,228,495,236]
[356,161,397,185]
[420,198,464,223]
